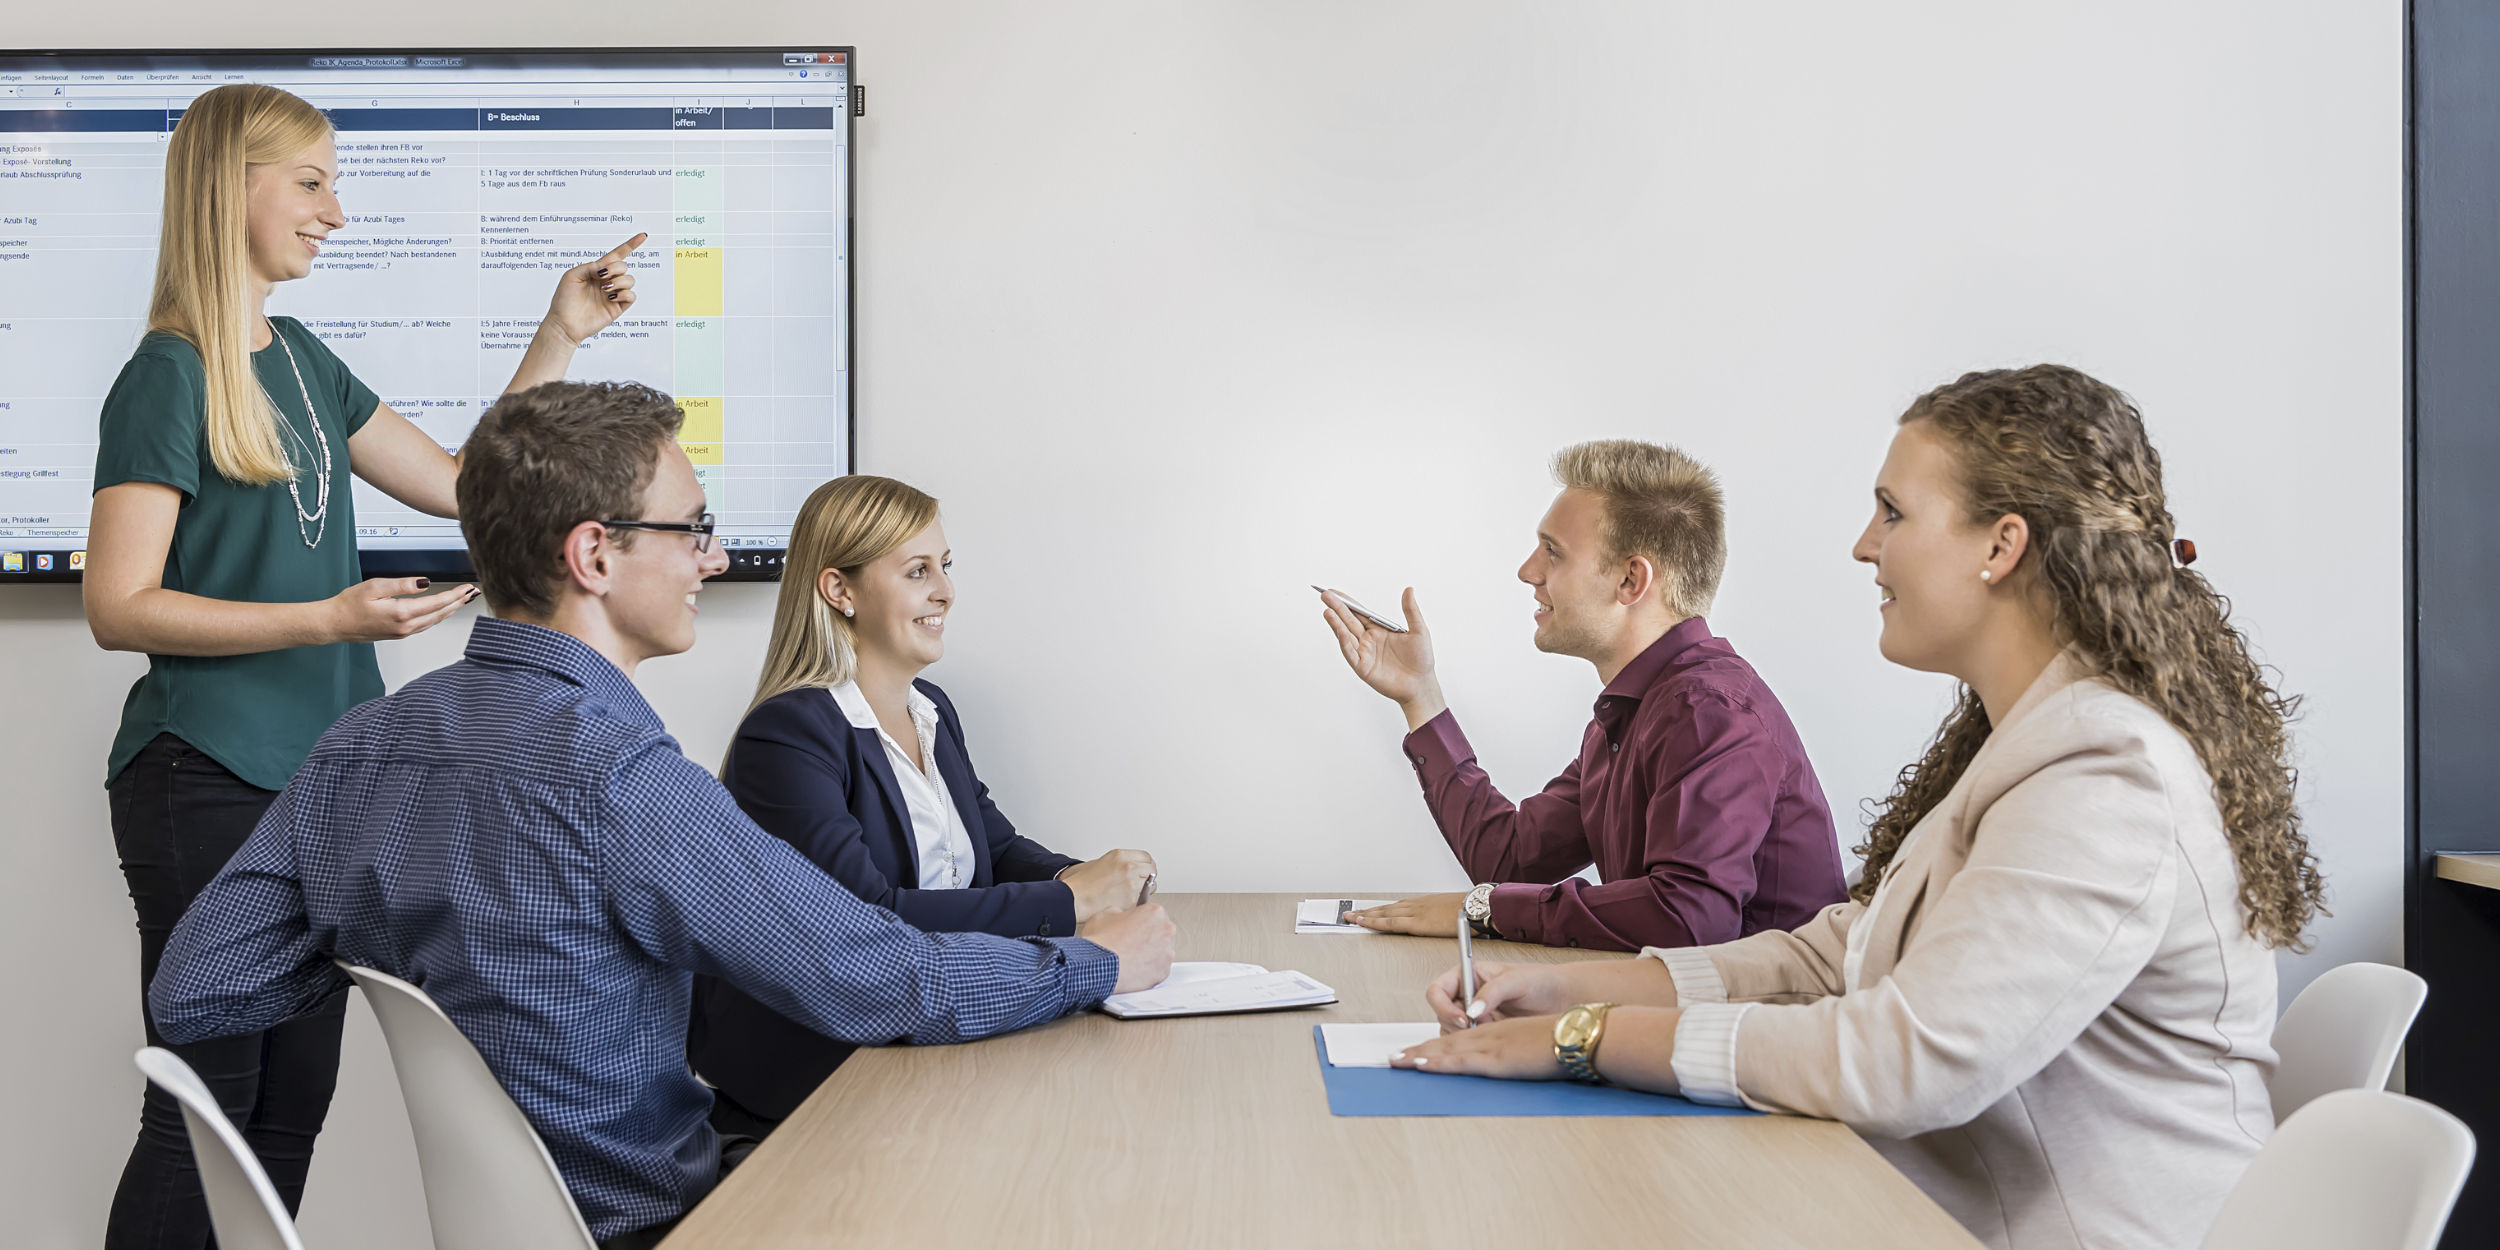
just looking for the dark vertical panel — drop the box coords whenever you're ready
[2408,2,2500,1245]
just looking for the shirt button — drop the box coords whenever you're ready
[1039,922,1053,937]
[1567,939,1580,948]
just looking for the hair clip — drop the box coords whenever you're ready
[2172,538,2198,567]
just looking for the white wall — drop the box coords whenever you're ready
[0,3,2401,1246]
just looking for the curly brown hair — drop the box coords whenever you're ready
[1851,365,2327,950]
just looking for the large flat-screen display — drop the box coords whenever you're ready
[0,47,854,582]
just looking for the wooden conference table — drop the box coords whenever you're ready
[664,893,1980,1248]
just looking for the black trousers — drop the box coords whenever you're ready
[105,733,348,1250]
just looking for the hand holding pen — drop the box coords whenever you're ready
[1425,960,1572,1034]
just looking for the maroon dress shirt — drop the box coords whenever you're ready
[1401,617,1845,951]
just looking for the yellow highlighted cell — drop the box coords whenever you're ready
[674,247,722,316]
[680,442,723,465]
[674,396,723,442]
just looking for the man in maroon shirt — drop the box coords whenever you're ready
[1318,440,1844,952]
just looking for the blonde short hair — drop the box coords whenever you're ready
[1550,440,1726,619]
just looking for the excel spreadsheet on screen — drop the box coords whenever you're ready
[0,48,855,581]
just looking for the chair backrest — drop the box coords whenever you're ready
[2201,1089,2474,1250]
[337,963,598,1250]
[132,1048,308,1250]
[2271,961,2428,1121]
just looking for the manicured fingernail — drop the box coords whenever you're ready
[415,578,430,588]
[1468,1000,1486,1018]
[1413,1057,1429,1067]
[596,267,609,277]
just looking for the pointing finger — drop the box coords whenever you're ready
[598,232,650,265]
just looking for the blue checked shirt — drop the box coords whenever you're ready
[149,617,1119,1239]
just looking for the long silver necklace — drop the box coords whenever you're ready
[261,321,332,548]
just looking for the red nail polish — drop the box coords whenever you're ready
[415,578,430,589]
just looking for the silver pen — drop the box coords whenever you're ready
[1457,907,1477,1028]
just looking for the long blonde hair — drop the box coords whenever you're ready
[149,83,332,485]
[749,476,943,714]
[1853,366,2326,950]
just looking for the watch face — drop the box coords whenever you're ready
[1556,1009,1598,1049]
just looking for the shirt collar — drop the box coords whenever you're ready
[463,616,662,729]
[1598,616,1716,704]
[827,679,938,735]
[1590,616,1716,740]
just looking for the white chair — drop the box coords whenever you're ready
[2201,1089,2474,1250]
[337,963,598,1250]
[131,1047,308,1250]
[2271,961,2428,1121]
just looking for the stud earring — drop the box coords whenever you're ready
[1979,569,1992,582]
[842,606,855,617]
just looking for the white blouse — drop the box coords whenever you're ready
[827,681,978,890]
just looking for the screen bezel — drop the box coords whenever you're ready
[0,44,856,585]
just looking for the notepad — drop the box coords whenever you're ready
[1100,963,1338,1019]
[1296,898,1395,933]
[1318,1022,1443,1067]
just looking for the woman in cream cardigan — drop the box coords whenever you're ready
[1393,364,2326,1250]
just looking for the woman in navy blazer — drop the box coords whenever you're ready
[690,475,1159,1128]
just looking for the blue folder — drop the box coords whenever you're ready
[1311,1027,1760,1117]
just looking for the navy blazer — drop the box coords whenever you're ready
[688,679,1083,1119]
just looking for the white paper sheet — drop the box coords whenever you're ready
[1319,1022,1444,1067]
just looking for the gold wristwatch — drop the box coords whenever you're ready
[1553,1002,1616,1084]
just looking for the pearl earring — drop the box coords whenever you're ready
[842,606,855,617]
[1979,569,1993,582]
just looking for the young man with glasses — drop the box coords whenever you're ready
[146,381,1178,1248]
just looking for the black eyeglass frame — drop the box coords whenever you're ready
[599,513,717,553]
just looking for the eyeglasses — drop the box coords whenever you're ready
[599,512,716,553]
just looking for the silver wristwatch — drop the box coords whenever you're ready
[1463,882,1499,937]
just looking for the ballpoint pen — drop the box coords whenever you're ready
[1457,907,1476,1028]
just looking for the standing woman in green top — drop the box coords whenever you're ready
[82,83,644,1249]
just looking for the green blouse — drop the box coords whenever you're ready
[93,317,383,790]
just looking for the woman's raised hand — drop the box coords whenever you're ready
[544,233,647,345]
